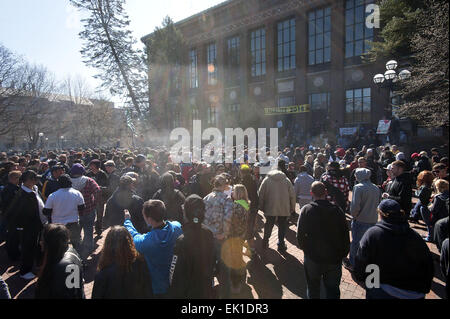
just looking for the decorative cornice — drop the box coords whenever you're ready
[184,0,307,45]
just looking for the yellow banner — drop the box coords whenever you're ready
[264,104,310,116]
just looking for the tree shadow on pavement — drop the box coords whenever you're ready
[272,250,307,299]
[246,254,283,299]
[284,226,298,247]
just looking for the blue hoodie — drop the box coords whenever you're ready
[124,218,183,295]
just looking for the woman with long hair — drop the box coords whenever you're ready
[224,184,250,295]
[35,224,84,299]
[409,170,434,222]
[92,225,153,299]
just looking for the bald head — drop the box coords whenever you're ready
[311,181,327,200]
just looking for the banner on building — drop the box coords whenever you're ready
[340,127,358,136]
[264,104,310,116]
[376,120,391,134]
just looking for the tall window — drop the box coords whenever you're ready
[251,28,266,77]
[345,0,374,58]
[277,18,296,72]
[189,49,198,88]
[207,43,217,85]
[308,7,331,65]
[207,105,218,125]
[227,36,240,84]
[309,93,330,113]
[345,88,371,123]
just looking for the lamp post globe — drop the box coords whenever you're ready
[384,70,397,81]
[373,74,385,84]
[398,69,411,80]
[386,60,398,70]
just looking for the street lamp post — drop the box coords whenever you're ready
[373,60,411,117]
[38,132,44,149]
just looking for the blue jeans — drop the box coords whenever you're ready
[304,255,342,299]
[366,287,398,299]
[79,210,96,260]
[420,207,434,239]
[350,220,375,266]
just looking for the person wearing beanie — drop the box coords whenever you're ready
[354,199,434,299]
[169,195,215,299]
[43,175,85,255]
[344,168,380,271]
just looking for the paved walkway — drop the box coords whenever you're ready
[0,204,446,299]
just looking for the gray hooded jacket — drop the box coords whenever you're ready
[350,168,381,224]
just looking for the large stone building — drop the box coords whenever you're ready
[141,0,416,146]
[0,88,130,150]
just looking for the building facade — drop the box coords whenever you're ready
[142,0,392,145]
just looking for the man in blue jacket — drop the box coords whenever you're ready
[124,200,182,298]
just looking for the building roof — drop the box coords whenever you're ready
[141,0,238,43]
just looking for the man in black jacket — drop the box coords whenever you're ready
[9,170,46,280]
[104,175,147,234]
[297,181,350,299]
[104,160,120,198]
[41,165,64,201]
[354,199,434,299]
[383,160,413,213]
[87,159,109,235]
[169,195,216,299]
[1,171,21,250]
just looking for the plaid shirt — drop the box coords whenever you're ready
[321,173,350,205]
[78,177,101,216]
[203,190,233,238]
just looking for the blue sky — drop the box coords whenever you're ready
[0,0,224,100]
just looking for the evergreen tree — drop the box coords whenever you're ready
[144,16,187,130]
[397,0,449,126]
[70,0,147,117]
[365,0,424,62]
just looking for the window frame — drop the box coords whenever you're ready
[345,0,374,58]
[250,27,267,77]
[308,7,331,65]
[189,49,198,89]
[345,87,371,124]
[277,17,296,72]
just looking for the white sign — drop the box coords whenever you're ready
[376,120,391,134]
[340,127,358,136]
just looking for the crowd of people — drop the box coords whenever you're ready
[0,142,448,299]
